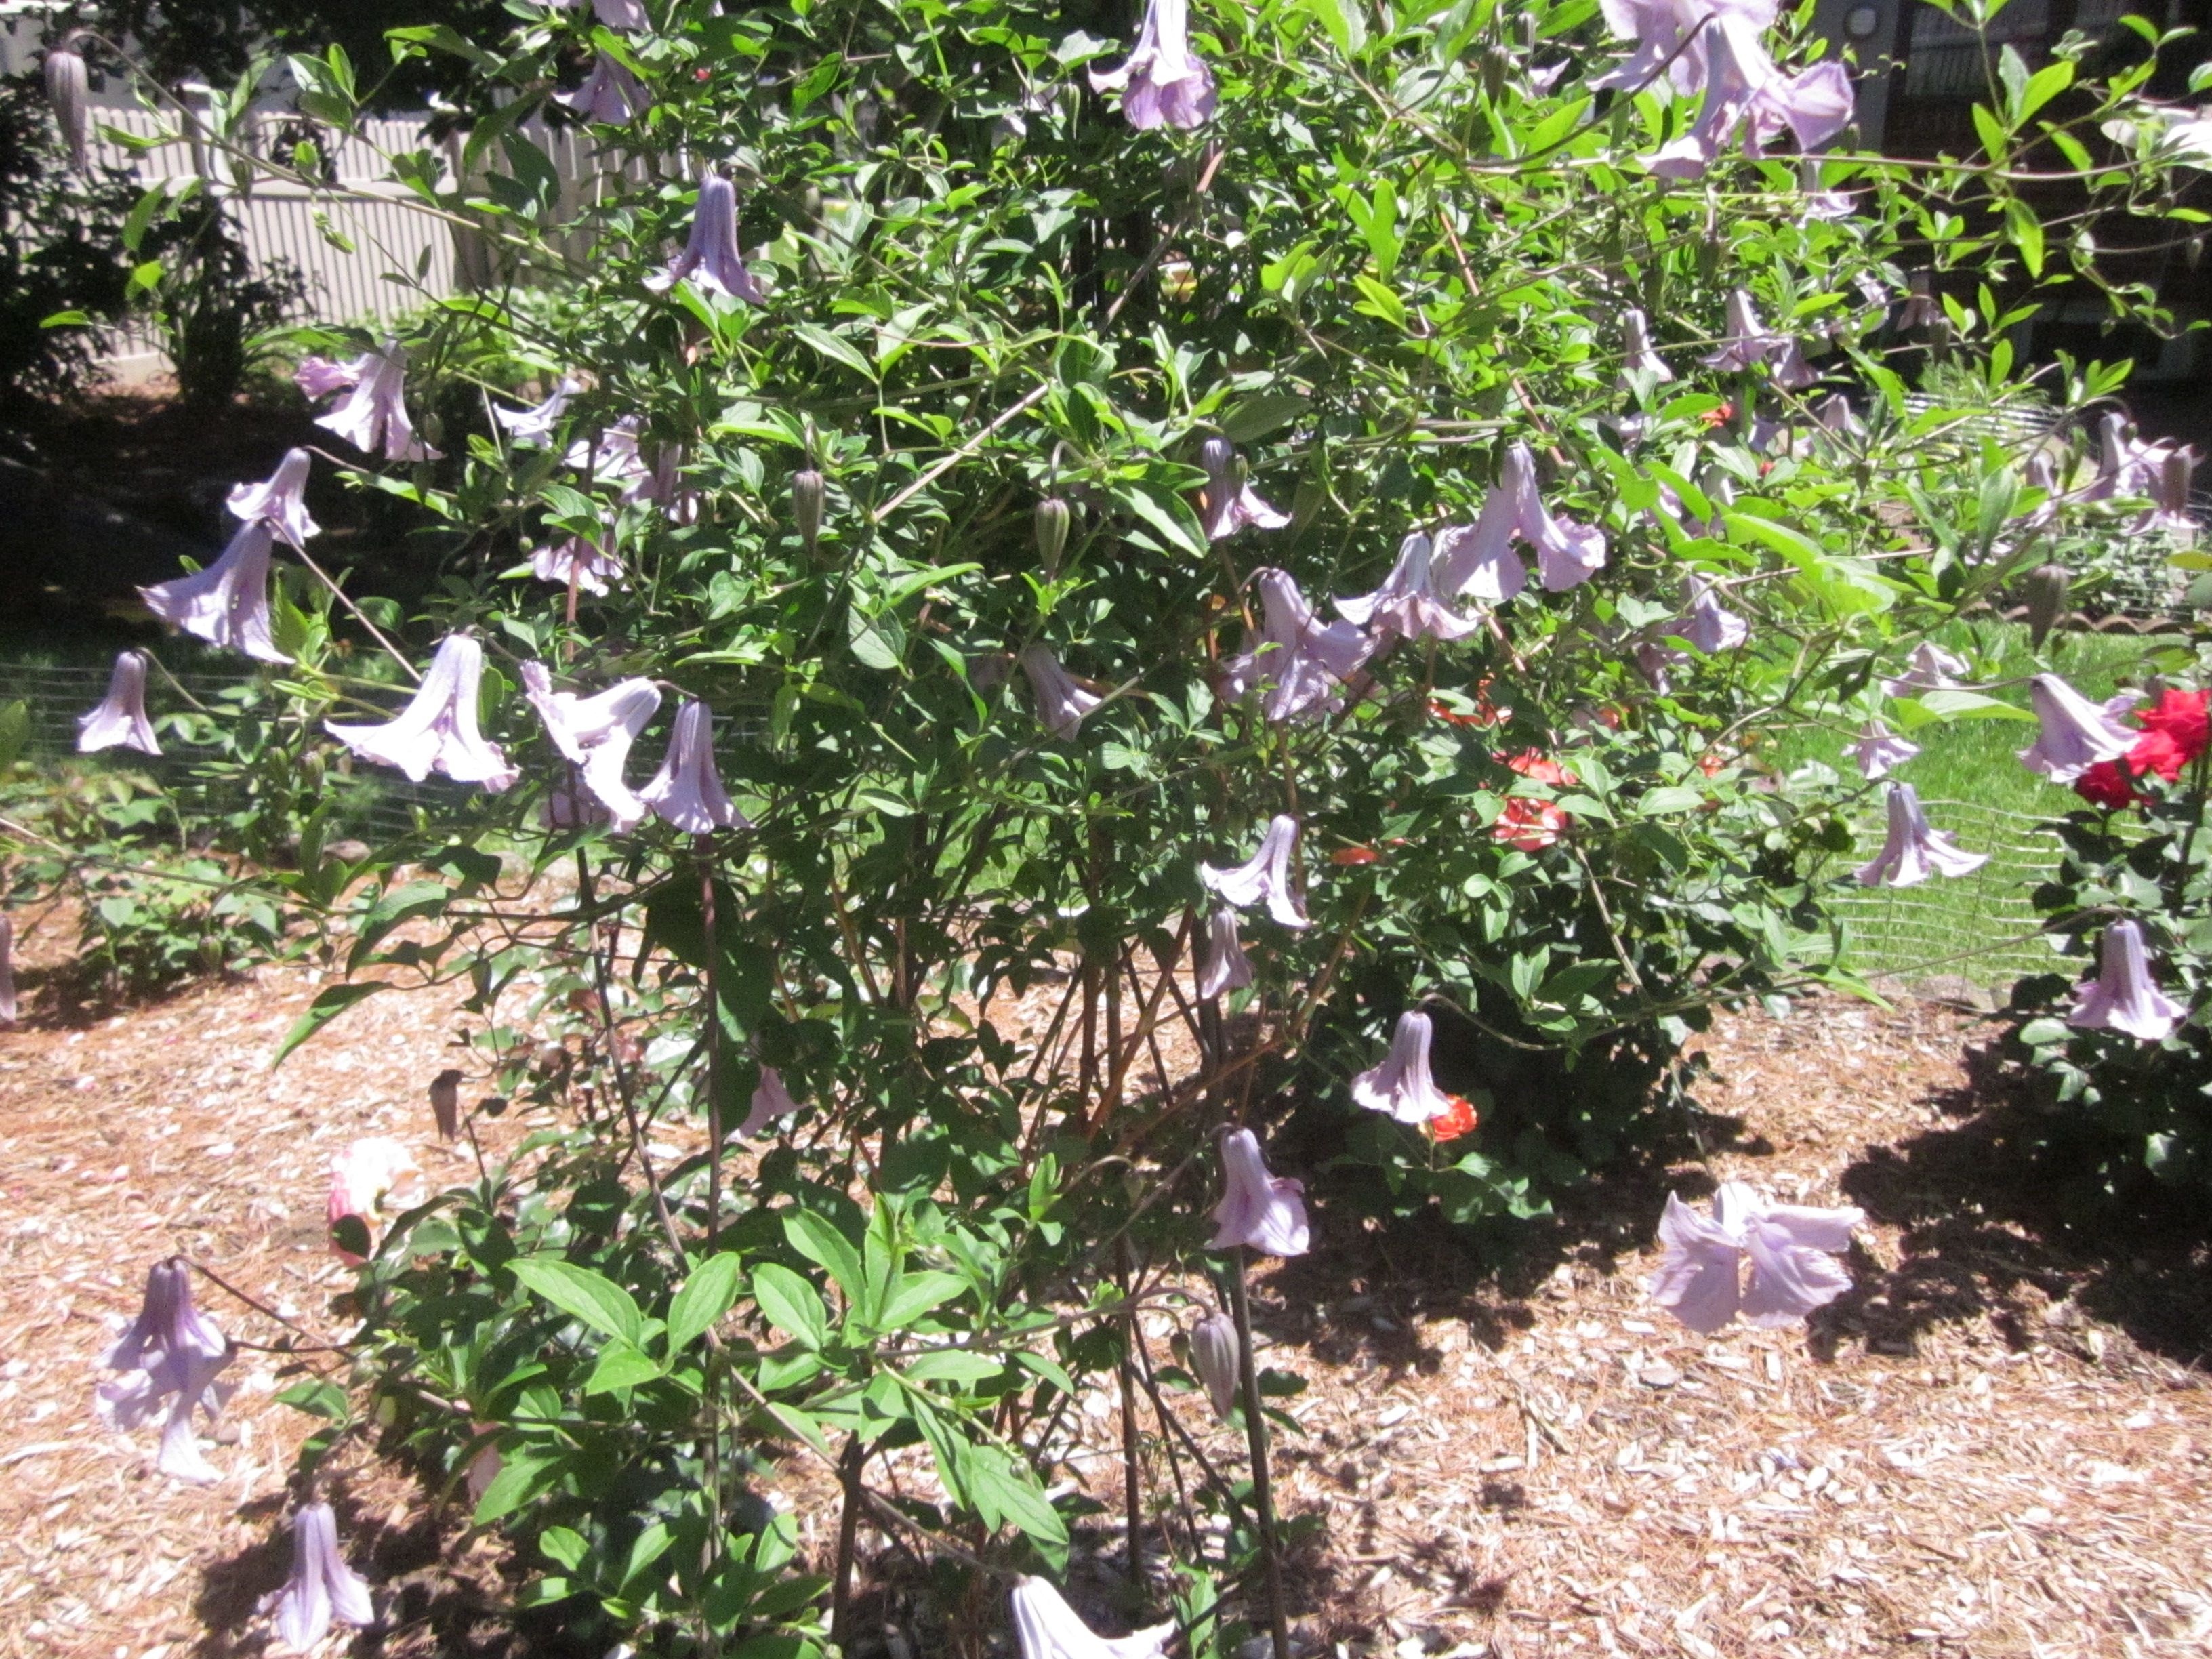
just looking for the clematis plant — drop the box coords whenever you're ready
[1856,783,1988,888]
[641,699,749,834]
[520,663,662,831]
[1349,1010,1458,1126]
[1649,1183,1862,1333]
[304,340,441,462]
[1197,907,1255,998]
[226,447,318,545]
[327,635,518,790]
[1433,441,1608,599]
[1848,718,1920,781]
[558,53,649,124]
[263,1502,375,1652]
[1198,438,1289,541]
[1200,814,1310,929]
[647,176,766,302]
[140,521,289,664]
[1009,1577,1174,1659]
[2018,674,2137,783]
[2068,920,2186,1042]
[1018,642,1103,739]
[1219,568,1372,723]
[1208,1128,1310,1256]
[77,651,161,755]
[1189,1313,1240,1420]
[1086,0,1217,133]
[95,1258,233,1484]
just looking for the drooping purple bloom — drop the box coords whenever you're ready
[1197,907,1254,998]
[2018,672,2137,783]
[1198,438,1290,541]
[2068,918,2186,1042]
[530,533,625,596]
[0,915,15,1025]
[95,1258,234,1485]
[2143,447,2198,540]
[1799,157,1858,220]
[77,651,161,756]
[293,356,358,398]
[1219,568,1373,724]
[520,662,661,831]
[1189,1313,1240,1421]
[1635,640,1679,693]
[1855,783,1988,887]
[742,1065,800,1136]
[1208,1128,1310,1257]
[1200,813,1309,930]
[1433,441,1608,600]
[647,176,766,302]
[226,448,319,546]
[566,415,647,485]
[308,340,441,462]
[45,39,89,171]
[628,442,700,524]
[1087,0,1217,132]
[1350,1010,1458,1126]
[1649,1183,1861,1334]
[1879,640,1967,698]
[1646,16,1853,182]
[1593,0,1778,96]
[1334,533,1480,647]
[1010,1576,1176,1659]
[1620,308,1674,386]
[640,698,750,834]
[1849,718,1919,780]
[550,0,651,26]
[1675,572,1748,653]
[140,521,289,665]
[327,635,518,790]
[558,52,650,124]
[263,1502,375,1652]
[1813,393,1863,439]
[493,375,583,443]
[1018,642,1103,739]
[1701,290,1817,389]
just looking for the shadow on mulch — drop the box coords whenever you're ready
[1828,1039,2212,1367]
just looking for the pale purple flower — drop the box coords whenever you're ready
[140,521,289,665]
[530,533,625,596]
[1676,572,1748,653]
[647,176,766,302]
[1219,568,1373,724]
[641,699,750,834]
[95,1258,234,1485]
[327,634,519,790]
[45,40,89,170]
[1649,1182,1861,1334]
[1433,442,1608,600]
[309,340,441,462]
[1879,640,1967,698]
[1208,1128,1310,1257]
[263,1502,374,1652]
[2068,918,2186,1042]
[77,651,161,756]
[1849,718,1919,780]
[1189,1313,1240,1421]
[1019,642,1103,739]
[1635,640,1678,693]
[550,0,651,26]
[226,448,319,545]
[1010,1576,1176,1659]
[1350,1010,1457,1126]
[628,443,700,524]
[1199,438,1290,541]
[2089,411,2163,501]
[1087,0,1217,132]
[293,356,358,398]
[566,415,647,484]
[2144,446,2197,540]
[1855,783,1988,887]
[742,1065,800,1136]
[1799,157,1858,220]
[1593,0,1778,96]
[1334,533,1480,647]
[1197,907,1254,998]
[520,662,661,831]
[0,915,15,1025]
[1620,308,1674,385]
[1200,813,1309,930]
[1814,393,1863,439]
[558,52,649,124]
[2018,672,2136,783]
[1701,290,1817,389]
[1646,16,1853,182]
[493,376,582,443]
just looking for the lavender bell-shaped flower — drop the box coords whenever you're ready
[1593,0,1767,95]
[293,356,359,398]
[1849,718,1920,781]
[0,914,16,1025]
[742,1065,801,1136]
[1208,1128,1310,1257]
[1197,907,1254,998]
[1433,441,1608,599]
[1219,567,1372,724]
[264,1502,375,1652]
[1018,642,1103,739]
[96,1258,234,1484]
[1647,15,1853,182]
[647,176,766,302]
[1188,1313,1240,1421]
[531,532,625,596]
[1200,813,1309,930]
[1350,1010,1458,1126]
[1086,0,1217,132]
[628,443,701,524]
[1334,533,1479,647]
[641,699,751,833]
[1198,438,1290,541]
[1009,1576,1176,1659]
[558,52,650,124]
[568,415,647,485]
[1879,640,1967,697]
[494,376,583,443]
[140,521,289,665]
[310,340,441,462]
[2018,672,2137,783]
[2068,919,2186,1042]
[1635,640,1679,694]
[1855,783,1988,887]
[520,662,661,831]
[45,38,89,171]
[1649,1182,1862,1334]
[327,634,519,790]
[77,651,161,756]
[1702,290,1818,389]
[550,0,651,25]
[1814,393,1864,440]
[1676,573,1749,653]
[2144,447,2197,540]
[226,448,319,545]
[1620,308,1675,386]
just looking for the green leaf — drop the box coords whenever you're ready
[510,1257,645,1345]
[1110,477,1207,556]
[902,1349,1005,1387]
[752,1263,830,1348]
[1637,786,1706,816]
[1305,0,1368,55]
[793,323,877,380]
[1219,392,1309,445]
[0,701,28,772]
[2005,198,2045,279]
[967,1448,1069,1564]
[847,604,905,672]
[784,1211,865,1301]
[274,982,390,1065]
[539,1527,588,1572]
[763,1402,834,1457]
[874,1270,967,1330]
[585,1339,667,1394]
[1912,689,2036,724]
[39,310,93,329]
[666,1252,744,1354]
[474,1441,565,1524]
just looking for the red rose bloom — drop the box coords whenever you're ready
[2138,689,2209,766]
[2075,760,2139,810]
[2131,729,2187,783]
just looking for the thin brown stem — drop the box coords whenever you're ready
[1228,1249,1291,1659]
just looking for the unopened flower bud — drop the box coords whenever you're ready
[428,1068,462,1140]
[792,468,825,557]
[1481,45,1506,104]
[1033,496,1070,575]
[1189,1313,1240,1421]
[45,41,88,172]
[2023,563,2070,646]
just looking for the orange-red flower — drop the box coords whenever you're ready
[1330,844,1380,865]
[1494,796,1568,851]
[2139,688,2209,765]
[1699,401,1736,430]
[1429,1095,1479,1142]
[1500,749,1577,787]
